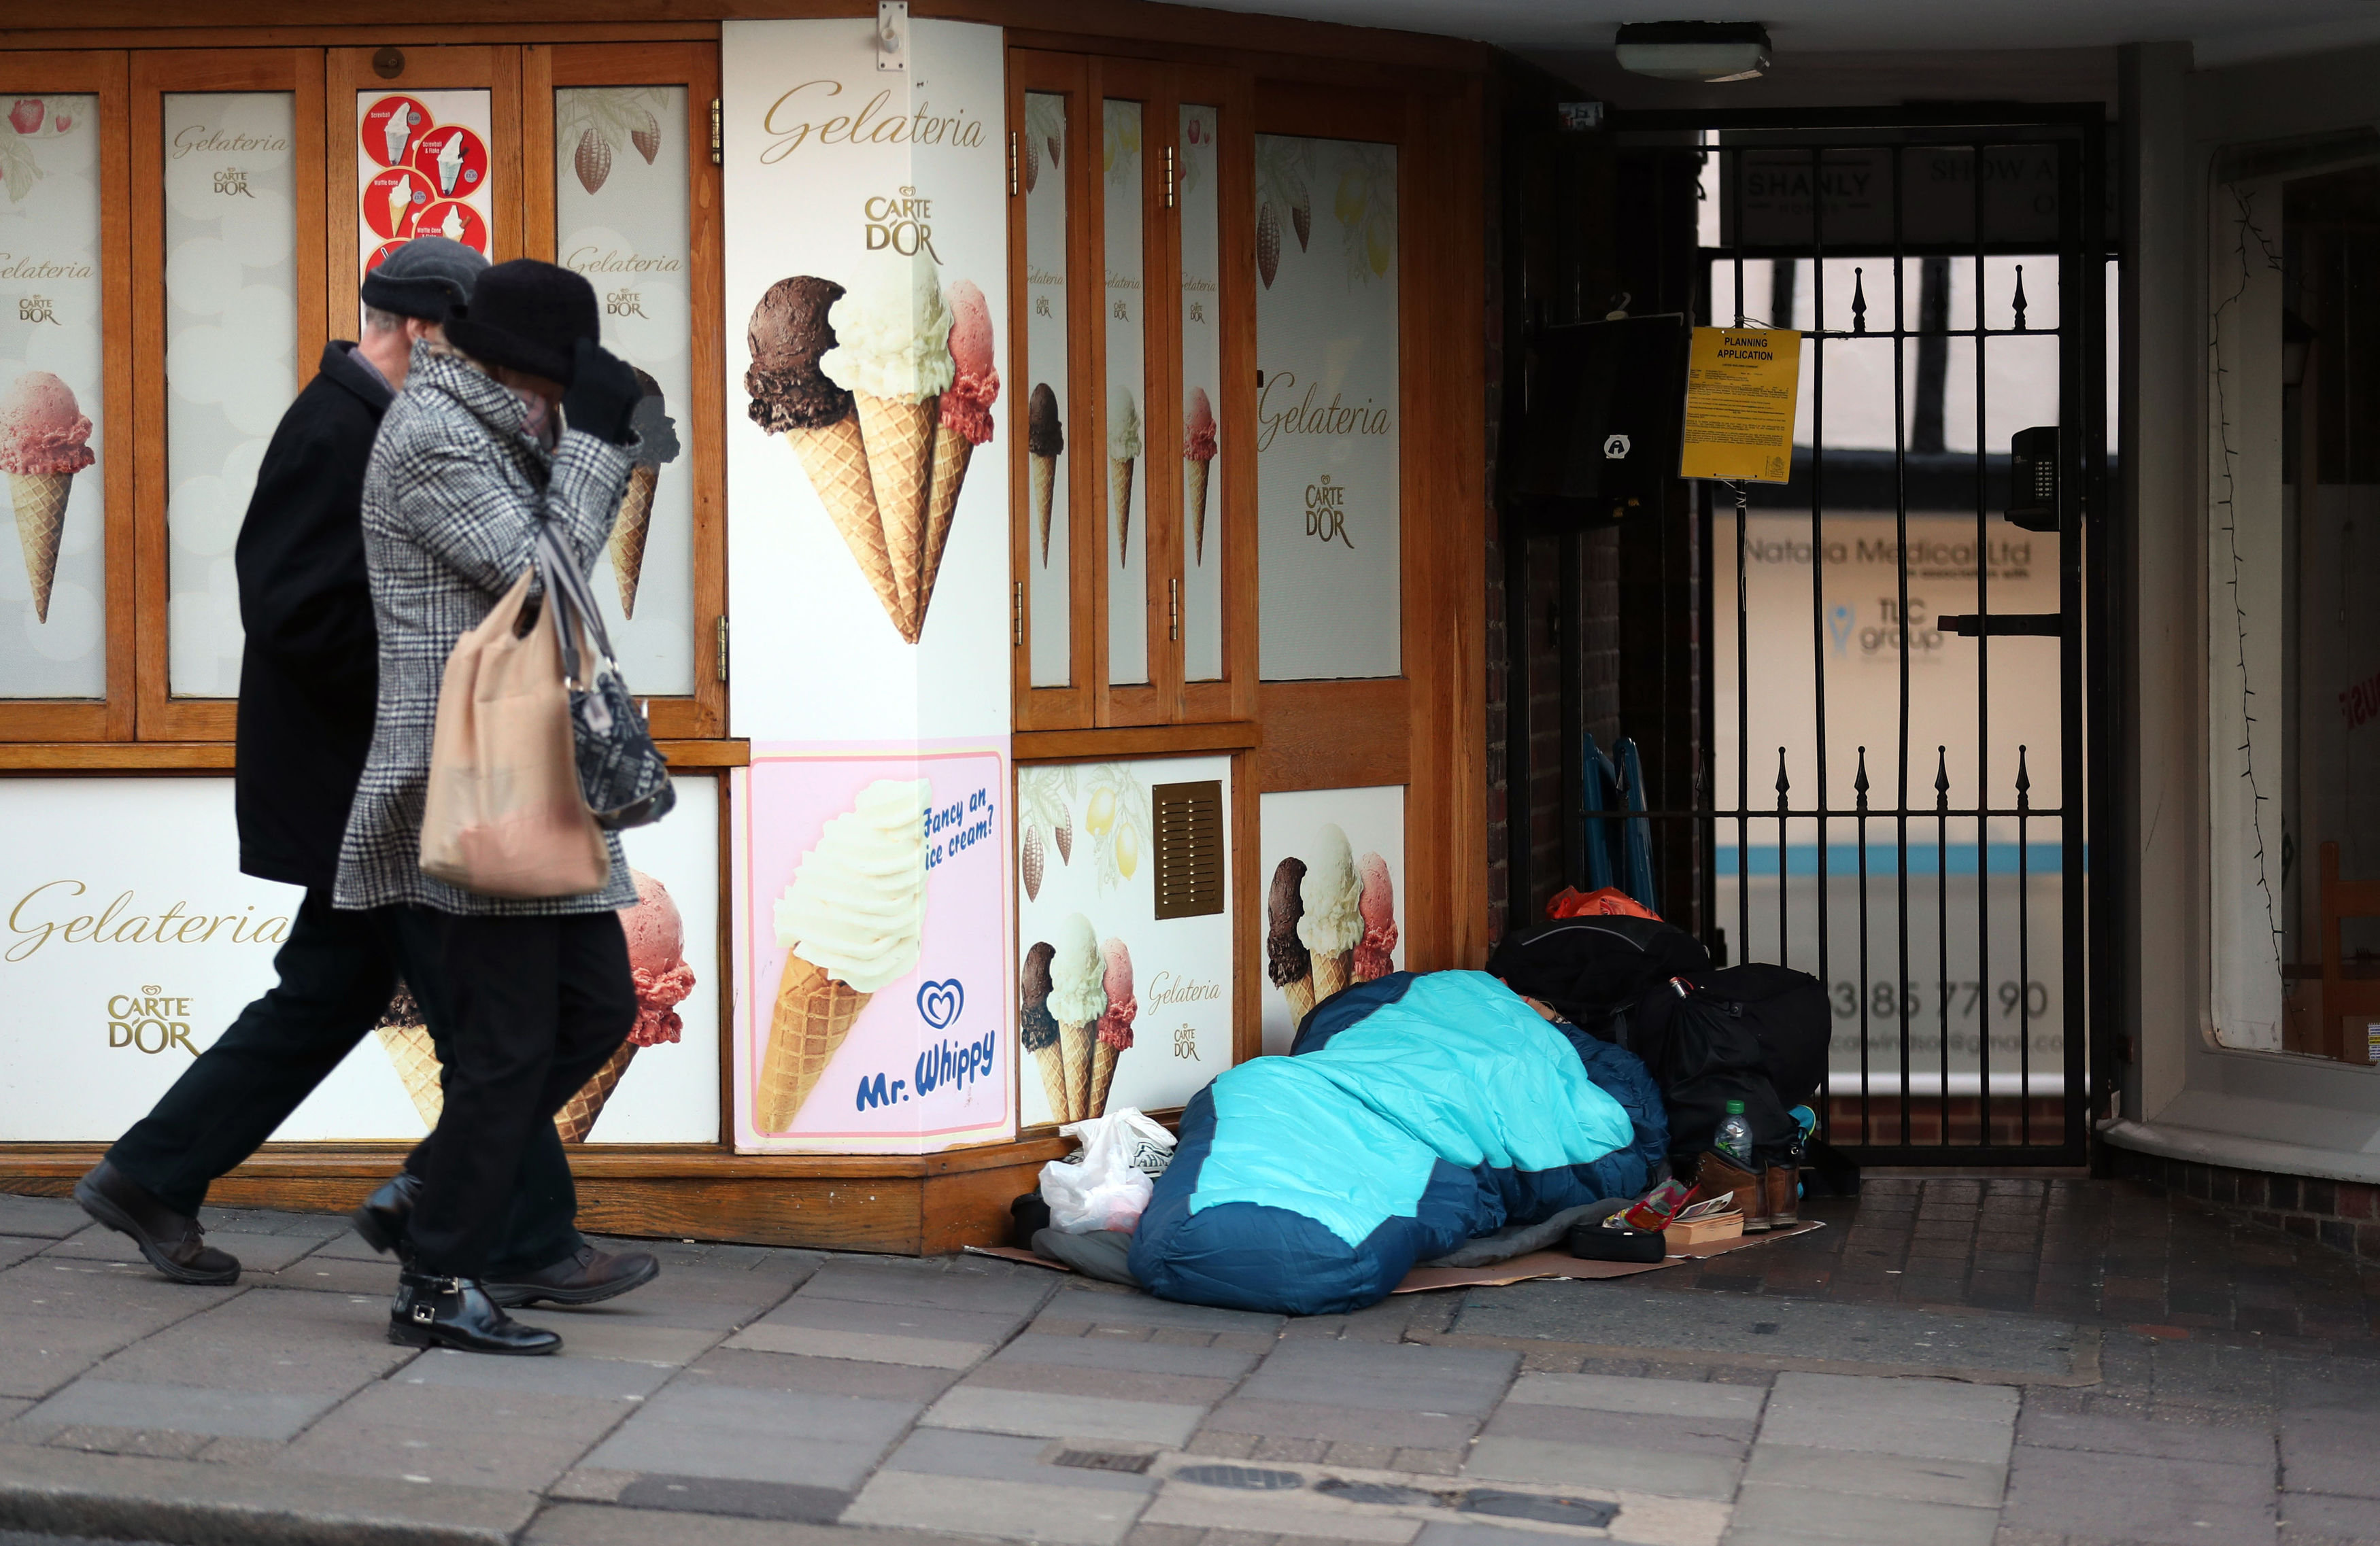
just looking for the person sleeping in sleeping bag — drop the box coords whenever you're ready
[1128,969,1666,1316]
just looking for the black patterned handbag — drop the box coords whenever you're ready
[536,526,676,831]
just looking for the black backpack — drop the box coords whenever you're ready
[1484,915,1710,1040]
[1626,964,1830,1165]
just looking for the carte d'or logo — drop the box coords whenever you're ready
[18,294,56,325]
[1304,475,1353,549]
[605,288,646,318]
[866,186,940,260]
[211,167,254,199]
[756,80,985,166]
[7,880,291,963]
[107,986,198,1057]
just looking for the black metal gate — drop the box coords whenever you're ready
[1506,105,2108,1167]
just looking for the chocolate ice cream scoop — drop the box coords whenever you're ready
[1021,941,1058,1053]
[1268,856,1311,986]
[628,366,681,465]
[746,276,852,433]
[1027,381,1064,458]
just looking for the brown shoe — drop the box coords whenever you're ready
[1696,1152,1770,1231]
[1764,1163,1799,1229]
[483,1243,660,1309]
[73,1160,239,1286]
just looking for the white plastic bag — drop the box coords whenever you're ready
[1039,1107,1177,1235]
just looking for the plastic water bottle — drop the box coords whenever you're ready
[1716,1099,1754,1169]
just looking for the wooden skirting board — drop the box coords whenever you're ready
[0,1135,1071,1256]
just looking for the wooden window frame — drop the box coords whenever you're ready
[130,49,327,743]
[0,51,132,743]
[522,41,728,740]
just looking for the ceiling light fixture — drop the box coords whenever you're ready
[1614,21,1773,83]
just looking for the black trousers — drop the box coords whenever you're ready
[401,908,634,1279]
[106,892,584,1278]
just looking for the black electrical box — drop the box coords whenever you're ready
[2007,425,2060,532]
[1501,314,1688,532]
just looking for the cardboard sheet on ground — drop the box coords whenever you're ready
[966,1220,1823,1292]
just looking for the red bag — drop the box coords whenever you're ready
[1547,885,1661,922]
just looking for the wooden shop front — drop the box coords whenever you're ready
[0,1,1487,1254]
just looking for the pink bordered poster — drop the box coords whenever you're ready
[730,742,1014,1154]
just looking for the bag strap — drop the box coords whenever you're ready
[532,526,617,733]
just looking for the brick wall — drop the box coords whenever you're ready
[2108,1147,2380,1262]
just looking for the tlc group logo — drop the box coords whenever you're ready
[108,986,199,1055]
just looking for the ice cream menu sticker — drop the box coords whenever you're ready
[732,744,1013,1153]
[355,90,493,291]
[0,94,105,700]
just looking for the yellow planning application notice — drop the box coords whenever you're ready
[1679,326,1802,483]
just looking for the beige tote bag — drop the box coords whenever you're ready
[418,567,611,899]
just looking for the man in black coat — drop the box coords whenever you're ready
[73,241,657,1310]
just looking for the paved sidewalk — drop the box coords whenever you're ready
[0,1184,2375,1546]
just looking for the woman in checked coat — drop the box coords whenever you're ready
[336,259,651,1356]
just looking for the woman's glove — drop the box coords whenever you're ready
[561,337,643,446]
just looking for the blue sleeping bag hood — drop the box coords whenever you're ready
[1128,970,1666,1316]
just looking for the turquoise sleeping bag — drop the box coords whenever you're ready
[1128,970,1651,1316]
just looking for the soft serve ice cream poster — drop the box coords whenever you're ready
[731,744,1012,1153]
[721,19,1008,744]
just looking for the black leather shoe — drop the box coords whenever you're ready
[388,1269,560,1356]
[486,1243,662,1308]
[352,1170,421,1256]
[73,1161,239,1286]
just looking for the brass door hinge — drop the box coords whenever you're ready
[715,615,729,682]
[1165,143,1175,208]
[1012,582,1023,647]
[1169,577,1179,641]
[1008,131,1019,196]
[710,99,723,165]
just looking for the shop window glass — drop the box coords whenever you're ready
[1023,90,1071,689]
[2276,163,2380,1063]
[1102,97,1148,687]
[556,85,694,695]
[1255,134,1399,682]
[1178,102,1223,683]
[0,94,105,700]
[163,92,299,698]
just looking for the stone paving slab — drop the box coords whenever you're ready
[1036,1286,1285,1335]
[526,1501,985,1546]
[1739,1445,2007,1509]
[961,1358,1242,1406]
[1505,1372,1768,1422]
[684,1348,964,1403]
[923,1386,1208,1446]
[2001,1443,2278,1546]
[2013,1407,2276,1465]
[1463,1435,1740,1501]
[0,1438,539,1545]
[800,1257,1060,1316]
[847,1470,1149,1546]
[267,1384,640,1493]
[1480,1402,1755,1456]
[1202,1398,1483,1451]
[883,1427,1161,1494]
[0,1237,53,1273]
[1452,1288,2086,1379]
[992,1330,1263,1379]
[0,1197,93,1239]
[580,1384,917,1490]
[1724,1482,1999,1546]
[14,1377,342,1443]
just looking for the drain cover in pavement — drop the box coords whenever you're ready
[1054,1450,1155,1474]
[1458,1490,1620,1528]
[1174,1465,1308,1491]
[1316,1479,1438,1507]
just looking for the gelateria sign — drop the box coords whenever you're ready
[7,879,292,961]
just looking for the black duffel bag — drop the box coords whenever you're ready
[1628,964,1830,1165]
[1484,914,1710,1041]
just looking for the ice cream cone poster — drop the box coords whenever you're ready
[557,86,696,695]
[0,94,105,697]
[1022,91,1072,690]
[353,91,493,295]
[1259,787,1404,1054]
[1255,135,1401,682]
[1178,103,1225,683]
[1102,99,1150,688]
[731,743,1013,1152]
[1015,757,1234,1127]
[722,20,1009,744]
[367,776,723,1145]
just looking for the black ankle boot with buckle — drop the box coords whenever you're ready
[388,1269,561,1356]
